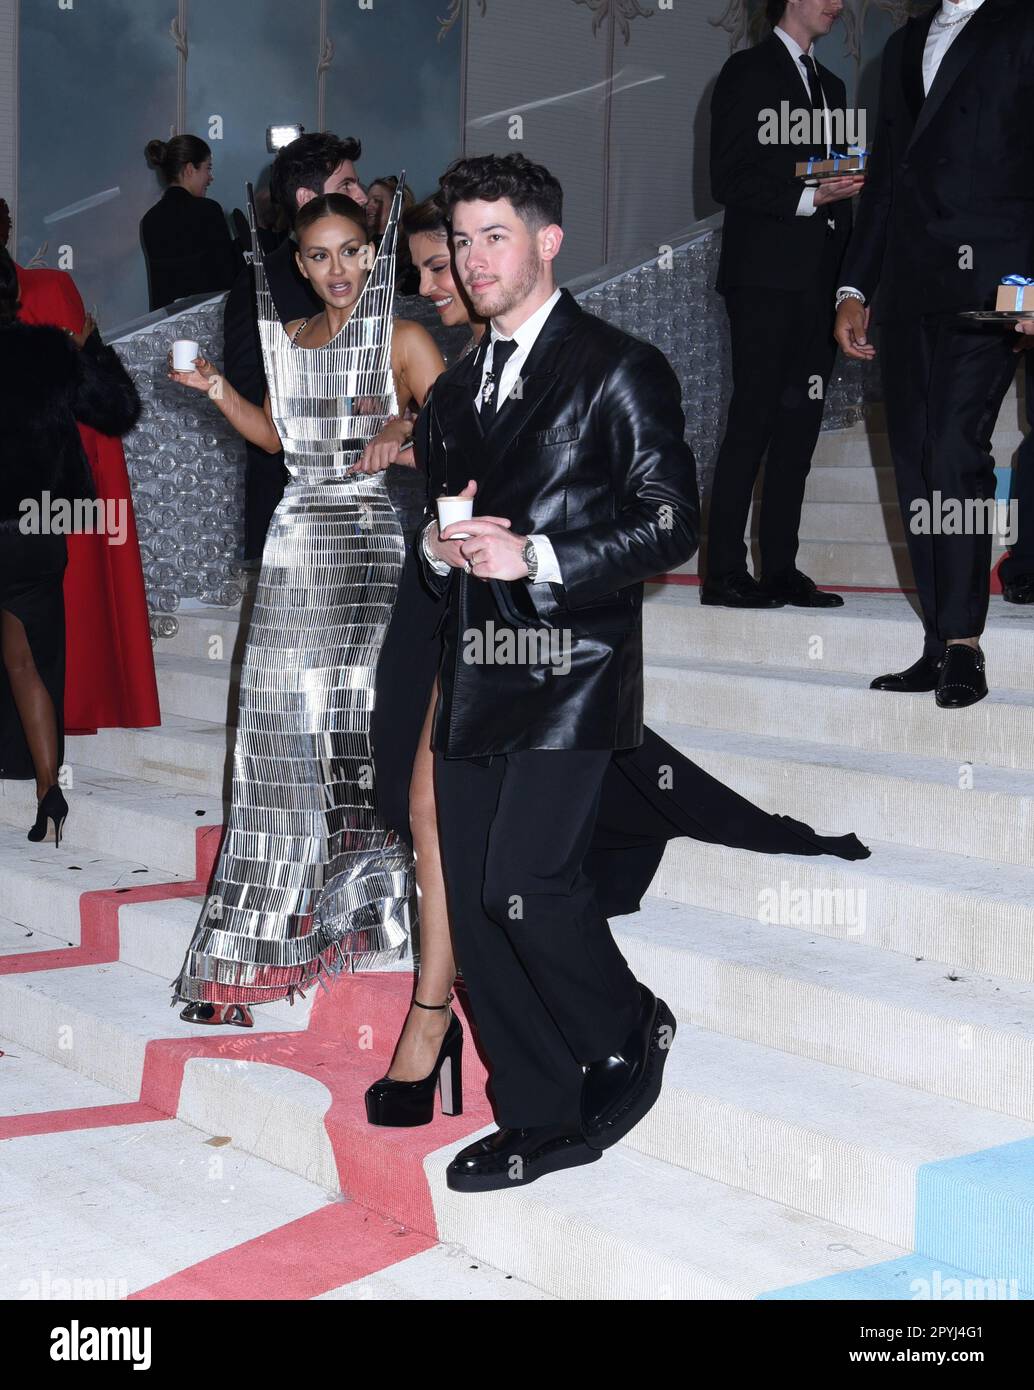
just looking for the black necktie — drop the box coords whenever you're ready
[799,53,825,113]
[479,336,520,425]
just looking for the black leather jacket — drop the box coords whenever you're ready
[416,289,699,758]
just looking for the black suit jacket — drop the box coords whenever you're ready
[840,0,1034,320]
[139,185,242,312]
[416,289,699,759]
[711,31,853,293]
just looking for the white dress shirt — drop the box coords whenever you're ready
[773,24,831,219]
[839,0,987,302]
[423,286,565,585]
[923,0,986,94]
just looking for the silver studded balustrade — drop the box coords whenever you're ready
[110,214,877,639]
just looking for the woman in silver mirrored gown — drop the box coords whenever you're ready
[167,181,444,1025]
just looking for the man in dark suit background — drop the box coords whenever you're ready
[223,132,368,560]
[705,0,862,609]
[417,154,698,1193]
[835,0,1034,706]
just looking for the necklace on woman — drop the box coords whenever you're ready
[934,6,974,29]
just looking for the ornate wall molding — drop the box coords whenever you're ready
[169,0,189,135]
[573,0,655,45]
[438,0,487,43]
[317,0,334,130]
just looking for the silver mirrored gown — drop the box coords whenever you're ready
[171,178,413,1008]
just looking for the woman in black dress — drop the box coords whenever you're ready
[140,134,242,312]
[0,244,141,842]
[358,199,869,1125]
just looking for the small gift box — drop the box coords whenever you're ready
[996,276,1034,312]
[795,150,868,180]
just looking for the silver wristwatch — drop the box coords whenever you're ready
[522,538,538,582]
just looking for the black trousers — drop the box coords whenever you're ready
[707,246,839,583]
[998,348,1034,583]
[880,315,1019,653]
[433,746,642,1130]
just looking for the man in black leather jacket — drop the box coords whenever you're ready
[417,154,699,1193]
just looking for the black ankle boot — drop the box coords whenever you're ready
[27,785,69,847]
[365,992,464,1127]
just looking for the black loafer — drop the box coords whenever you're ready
[700,573,783,608]
[870,653,944,692]
[581,984,677,1151]
[935,645,988,709]
[445,1124,602,1193]
[760,570,844,608]
[1002,574,1034,604]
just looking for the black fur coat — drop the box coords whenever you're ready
[0,321,141,530]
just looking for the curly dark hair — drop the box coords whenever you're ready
[766,0,789,24]
[270,133,362,227]
[435,153,562,231]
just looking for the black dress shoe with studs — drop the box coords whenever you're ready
[759,570,844,608]
[1002,574,1034,604]
[870,653,944,692]
[445,1123,602,1193]
[700,573,783,608]
[935,644,988,709]
[581,983,677,1152]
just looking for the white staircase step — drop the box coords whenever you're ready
[0,959,311,1098]
[624,1027,1033,1250]
[0,766,222,879]
[644,656,1034,771]
[425,1138,906,1300]
[614,898,1034,1121]
[649,829,1034,983]
[646,718,1034,869]
[68,715,230,799]
[643,586,1034,690]
[0,833,190,946]
[671,538,920,588]
[153,653,237,725]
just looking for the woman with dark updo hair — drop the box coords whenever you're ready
[139,134,241,311]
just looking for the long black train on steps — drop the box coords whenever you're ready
[372,539,870,929]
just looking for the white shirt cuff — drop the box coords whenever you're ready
[837,286,866,301]
[421,520,451,576]
[796,185,818,217]
[527,534,562,585]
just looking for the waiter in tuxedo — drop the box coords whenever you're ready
[222,133,368,559]
[704,0,861,609]
[418,154,698,1193]
[836,0,1034,706]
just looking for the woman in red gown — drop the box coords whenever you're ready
[12,254,160,735]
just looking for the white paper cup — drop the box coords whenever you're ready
[172,339,200,371]
[437,495,474,539]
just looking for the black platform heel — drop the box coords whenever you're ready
[365,992,464,1127]
[27,785,68,847]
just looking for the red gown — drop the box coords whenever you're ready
[16,265,160,734]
